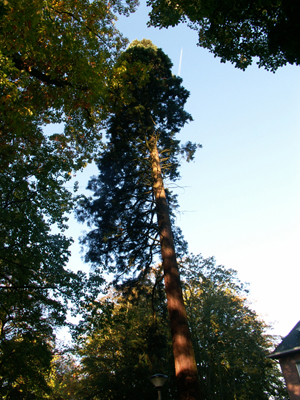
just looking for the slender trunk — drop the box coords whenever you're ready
[150,135,201,400]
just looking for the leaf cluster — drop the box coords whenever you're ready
[0,2,139,395]
[147,0,300,71]
[61,255,288,400]
[0,0,138,168]
[0,331,53,399]
[180,254,288,400]
[47,352,82,400]
[73,277,176,400]
[0,132,82,399]
[0,108,87,399]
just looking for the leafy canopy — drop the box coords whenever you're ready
[0,130,85,398]
[147,0,300,71]
[180,254,288,400]
[74,278,175,400]
[0,1,139,396]
[62,255,288,400]
[1,0,138,168]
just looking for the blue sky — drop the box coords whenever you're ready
[62,2,300,339]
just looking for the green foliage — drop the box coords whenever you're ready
[0,129,84,397]
[0,0,137,394]
[74,279,176,400]
[1,0,138,168]
[128,38,158,50]
[76,41,202,400]
[63,256,288,400]
[180,254,288,400]
[147,0,300,71]
[0,332,53,399]
[76,41,193,284]
[47,353,82,400]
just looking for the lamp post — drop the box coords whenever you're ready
[150,374,168,400]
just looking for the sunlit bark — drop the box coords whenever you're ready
[150,135,201,400]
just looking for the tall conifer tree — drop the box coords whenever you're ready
[77,39,201,400]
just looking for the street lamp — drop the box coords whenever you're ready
[150,374,168,400]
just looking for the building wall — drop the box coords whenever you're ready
[280,354,300,400]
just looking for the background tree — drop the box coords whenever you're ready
[1,0,138,167]
[147,0,300,71]
[74,277,176,400]
[76,40,201,400]
[47,353,83,400]
[0,136,104,398]
[0,132,84,398]
[0,331,53,399]
[180,254,288,400]
[66,256,287,400]
[0,1,137,395]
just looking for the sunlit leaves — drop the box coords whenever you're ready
[47,353,82,399]
[0,0,141,397]
[0,131,85,397]
[74,282,175,400]
[61,256,288,400]
[0,0,138,168]
[0,331,53,399]
[180,254,288,400]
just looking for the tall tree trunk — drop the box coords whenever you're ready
[150,135,201,400]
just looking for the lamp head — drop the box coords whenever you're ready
[150,374,168,388]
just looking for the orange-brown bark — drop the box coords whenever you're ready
[150,136,201,400]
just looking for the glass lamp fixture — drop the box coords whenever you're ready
[150,374,168,400]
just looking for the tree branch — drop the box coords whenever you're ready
[12,53,88,91]
[12,54,73,87]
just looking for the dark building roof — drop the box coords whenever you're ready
[269,321,300,359]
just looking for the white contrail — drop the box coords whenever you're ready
[178,48,183,76]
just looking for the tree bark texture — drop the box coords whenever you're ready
[150,136,201,400]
